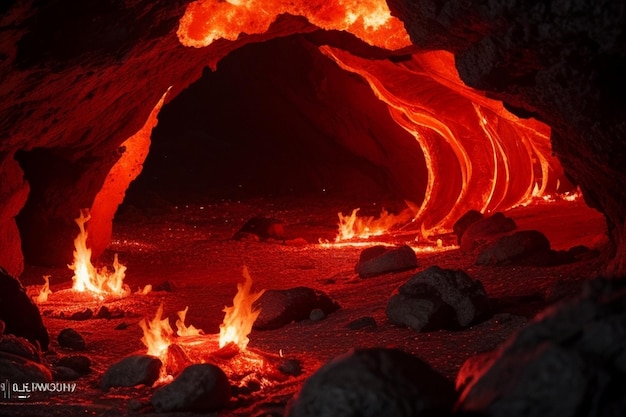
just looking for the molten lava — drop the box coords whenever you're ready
[68,209,129,297]
[177,0,411,50]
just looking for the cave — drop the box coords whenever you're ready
[1,1,625,416]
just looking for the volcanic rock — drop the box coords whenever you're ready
[0,267,50,350]
[476,229,553,266]
[56,355,91,375]
[309,308,325,321]
[57,328,86,351]
[150,363,231,413]
[286,348,456,417]
[355,244,418,278]
[101,354,162,390]
[460,212,517,252]
[386,266,490,331]
[0,351,53,383]
[456,277,626,417]
[52,366,81,381]
[253,287,340,330]
[233,217,286,241]
[0,334,42,363]
[345,316,377,330]
[453,209,484,244]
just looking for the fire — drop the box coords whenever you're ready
[177,0,411,50]
[139,303,174,358]
[334,208,413,241]
[35,275,52,303]
[68,209,129,297]
[219,266,265,350]
[176,306,204,337]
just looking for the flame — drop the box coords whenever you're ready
[176,306,204,337]
[35,275,52,303]
[68,209,129,297]
[177,0,411,50]
[139,303,174,358]
[219,266,265,350]
[334,208,413,241]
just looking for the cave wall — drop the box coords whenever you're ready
[387,0,626,273]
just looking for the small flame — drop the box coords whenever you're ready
[335,208,413,241]
[68,209,129,297]
[176,306,204,337]
[219,266,265,350]
[35,275,52,303]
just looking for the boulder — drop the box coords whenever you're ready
[254,287,340,330]
[56,355,91,375]
[476,230,552,266]
[101,354,162,390]
[0,351,52,383]
[286,348,456,417]
[0,334,42,363]
[0,267,49,350]
[453,209,484,244]
[387,266,490,331]
[460,212,516,252]
[57,328,86,351]
[150,363,231,412]
[456,277,626,417]
[355,245,418,278]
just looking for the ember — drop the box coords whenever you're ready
[68,209,129,298]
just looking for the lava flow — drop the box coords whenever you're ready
[68,209,130,297]
[139,266,271,385]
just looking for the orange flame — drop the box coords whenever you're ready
[334,208,413,241]
[67,209,129,297]
[176,306,204,337]
[219,266,265,350]
[139,303,174,359]
[177,0,411,50]
[35,275,52,304]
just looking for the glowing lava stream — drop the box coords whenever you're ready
[139,266,265,381]
[68,209,130,298]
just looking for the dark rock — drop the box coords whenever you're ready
[0,351,52,383]
[286,348,456,417]
[476,230,552,266]
[101,354,162,390]
[0,267,49,350]
[150,363,231,412]
[309,308,325,321]
[233,217,286,241]
[460,212,517,252]
[57,328,86,351]
[114,322,129,330]
[254,287,340,330]
[453,210,484,244]
[456,277,626,417]
[0,334,42,362]
[69,308,94,321]
[95,306,111,319]
[355,245,418,278]
[387,266,490,331]
[52,365,81,381]
[345,316,377,330]
[56,355,91,375]
[278,358,302,377]
[153,280,178,292]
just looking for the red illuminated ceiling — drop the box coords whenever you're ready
[172,0,564,235]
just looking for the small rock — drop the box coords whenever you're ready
[0,334,42,362]
[278,358,302,376]
[0,351,53,383]
[95,306,112,319]
[69,308,93,321]
[286,348,456,417]
[115,322,129,330]
[233,217,286,241]
[153,280,178,292]
[453,210,484,244]
[309,308,325,322]
[101,354,162,390]
[460,212,516,252]
[254,287,340,330]
[57,355,91,375]
[355,245,418,278]
[150,363,231,412]
[57,328,86,350]
[345,316,377,330]
[476,230,552,266]
[52,365,81,381]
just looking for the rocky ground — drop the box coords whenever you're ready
[8,195,607,416]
